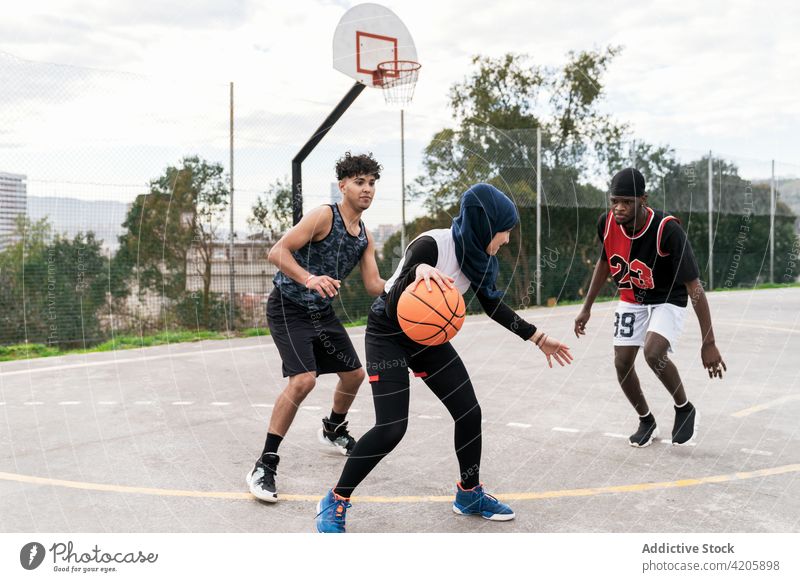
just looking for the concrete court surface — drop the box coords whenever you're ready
[0,288,798,533]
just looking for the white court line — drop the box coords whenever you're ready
[301,406,321,411]
[603,432,627,439]
[97,401,117,405]
[23,401,44,406]
[210,402,230,406]
[58,401,81,405]
[552,427,580,433]
[134,401,153,405]
[659,439,672,444]
[419,415,442,420]
[506,422,531,428]
[741,448,773,457]
[717,320,800,335]
[251,403,273,408]
[349,408,360,413]
[171,401,194,406]
[0,334,367,377]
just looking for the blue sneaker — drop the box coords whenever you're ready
[315,489,351,533]
[453,482,515,521]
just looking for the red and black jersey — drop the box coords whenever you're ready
[598,208,700,307]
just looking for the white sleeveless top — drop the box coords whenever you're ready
[383,229,472,295]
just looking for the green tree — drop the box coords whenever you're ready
[0,216,110,347]
[413,47,631,213]
[115,156,230,328]
[249,176,293,242]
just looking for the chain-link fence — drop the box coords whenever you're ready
[2,53,798,353]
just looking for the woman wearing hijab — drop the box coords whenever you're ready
[315,183,573,532]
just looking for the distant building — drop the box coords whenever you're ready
[372,223,402,254]
[185,239,278,327]
[26,195,130,252]
[0,172,27,251]
[186,240,277,296]
[330,182,342,205]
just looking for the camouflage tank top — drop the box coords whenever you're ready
[273,204,368,311]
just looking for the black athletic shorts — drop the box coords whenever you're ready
[266,288,362,378]
[364,306,463,385]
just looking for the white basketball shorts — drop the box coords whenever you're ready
[612,301,687,352]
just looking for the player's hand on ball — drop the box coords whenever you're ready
[414,264,455,292]
[306,274,341,298]
[701,342,726,379]
[531,331,574,368]
[574,308,591,338]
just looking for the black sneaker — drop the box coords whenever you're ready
[672,402,699,446]
[317,417,357,456]
[629,414,660,448]
[246,453,279,502]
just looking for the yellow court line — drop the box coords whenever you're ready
[732,395,800,418]
[1,464,798,503]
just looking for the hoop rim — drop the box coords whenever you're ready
[372,60,421,90]
[376,59,422,72]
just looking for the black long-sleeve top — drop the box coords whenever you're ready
[380,236,537,341]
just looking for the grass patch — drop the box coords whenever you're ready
[84,330,226,353]
[548,295,617,308]
[240,327,270,337]
[0,343,60,362]
[715,281,800,292]
[1,283,796,363]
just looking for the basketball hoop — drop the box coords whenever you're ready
[373,60,421,106]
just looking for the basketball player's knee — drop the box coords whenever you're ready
[644,346,668,370]
[380,419,408,450]
[614,354,635,377]
[344,367,366,387]
[288,373,316,398]
[459,403,482,428]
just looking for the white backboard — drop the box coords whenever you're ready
[333,3,418,88]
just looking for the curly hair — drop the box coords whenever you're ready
[335,152,382,181]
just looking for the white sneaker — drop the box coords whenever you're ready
[318,418,357,456]
[246,454,279,502]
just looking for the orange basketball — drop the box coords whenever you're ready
[397,281,466,345]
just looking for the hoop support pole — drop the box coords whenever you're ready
[291,81,366,225]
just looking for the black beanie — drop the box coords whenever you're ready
[610,168,646,197]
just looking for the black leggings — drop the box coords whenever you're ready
[334,330,482,498]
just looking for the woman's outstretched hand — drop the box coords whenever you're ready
[531,330,574,368]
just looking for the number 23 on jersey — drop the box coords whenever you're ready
[608,254,655,290]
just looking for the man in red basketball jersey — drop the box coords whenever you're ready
[574,168,726,447]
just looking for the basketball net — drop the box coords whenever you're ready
[374,60,421,106]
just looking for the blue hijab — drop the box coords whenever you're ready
[451,183,519,299]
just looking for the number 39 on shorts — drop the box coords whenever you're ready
[614,312,635,338]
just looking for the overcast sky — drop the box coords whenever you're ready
[1,0,798,229]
